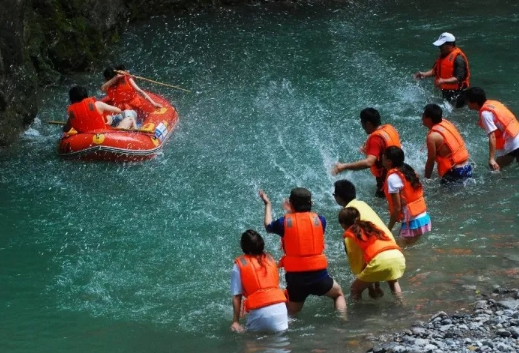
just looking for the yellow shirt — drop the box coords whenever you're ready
[344,199,394,274]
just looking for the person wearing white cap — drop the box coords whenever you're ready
[413,32,470,108]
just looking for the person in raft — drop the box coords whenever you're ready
[421,103,472,184]
[259,188,346,315]
[332,179,396,298]
[63,85,137,133]
[465,87,519,171]
[413,32,470,108]
[382,146,431,241]
[230,229,288,333]
[101,65,162,117]
[332,108,401,198]
[338,207,405,301]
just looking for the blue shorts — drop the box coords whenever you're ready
[110,114,123,127]
[441,164,472,184]
[285,269,334,303]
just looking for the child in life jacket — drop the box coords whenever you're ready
[64,85,137,133]
[259,188,346,315]
[230,229,288,333]
[338,207,405,301]
[101,65,162,118]
[382,146,432,242]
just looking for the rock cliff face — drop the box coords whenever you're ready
[0,0,274,146]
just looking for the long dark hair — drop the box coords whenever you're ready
[384,146,422,190]
[240,229,266,267]
[338,207,390,241]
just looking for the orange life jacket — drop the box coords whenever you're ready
[428,119,469,176]
[235,254,287,312]
[343,227,401,264]
[107,75,155,114]
[384,168,427,222]
[280,212,328,272]
[478,100,519,150]
[365,125,401,177]
[434,47,470,90]
[107,75,137,104]
[67,97,107,133]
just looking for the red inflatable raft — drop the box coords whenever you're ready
[57,92,178,162]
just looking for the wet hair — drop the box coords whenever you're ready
[69,86,88,103]
[384,146,422,190]
[423,104,443,124]
[289,187,312,212]
[360,108,381,128]
[103,65,126,81]
[338,207,390,241]
[333,180,356,204]
[465,87,487,106]
[240,229,266,267]
[103,67,116,81]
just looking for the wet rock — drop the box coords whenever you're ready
[496,329,511,337]
[365,290,519,353]
[497,299,519,310]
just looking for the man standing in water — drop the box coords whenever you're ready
[332,108,401,198]
[465,87,519,171]
[414,32,470,108]
[259,188,346,315]
[421,103,472,183]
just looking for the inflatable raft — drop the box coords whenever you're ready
[57,92,178,162]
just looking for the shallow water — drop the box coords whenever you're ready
[1,1,519,352]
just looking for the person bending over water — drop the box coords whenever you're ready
[338,207,405,301]
[230,229,288,333]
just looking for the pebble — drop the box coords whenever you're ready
[366,288,519,353]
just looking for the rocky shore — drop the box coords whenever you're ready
[365,287,519,353]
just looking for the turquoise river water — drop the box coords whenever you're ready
[1,1,518,352]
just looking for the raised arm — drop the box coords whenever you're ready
[101,74,123,92]
[259,190,272,230]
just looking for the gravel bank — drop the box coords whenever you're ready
[365,288,519,353]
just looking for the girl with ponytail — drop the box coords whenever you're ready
[338,207,405,301]
[382,146,432,241]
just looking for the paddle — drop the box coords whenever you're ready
[115,70,191,93]
[47,121,155,134]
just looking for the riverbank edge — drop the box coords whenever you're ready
[0,0,286,146]
[364,287,519,353]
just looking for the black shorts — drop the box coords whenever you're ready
[506,147,519,158]
[442,89,466,108]
[285,270,334,303]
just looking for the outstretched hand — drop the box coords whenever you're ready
[259,190,270,205]
[413,72,425,80]
[331,163,342,176]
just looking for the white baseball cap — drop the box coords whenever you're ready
[433,32,456,46]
